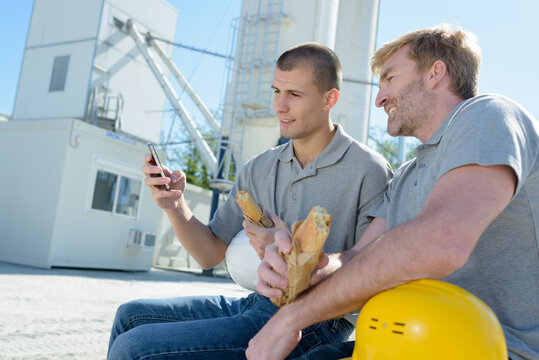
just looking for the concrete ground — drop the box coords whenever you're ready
[0,261,250,360]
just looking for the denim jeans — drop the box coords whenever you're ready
[291,341,355,359]
[107,292,353,360]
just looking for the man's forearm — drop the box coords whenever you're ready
[311,217,387,286]
[246,219,442,360]
[276,241,385,331]
[275,217,461,332]
[289,165,518,329]
[310,251,350,285]
[165,198,227,269]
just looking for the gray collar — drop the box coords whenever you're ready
[277,124,354,171]
[422,97,476,147]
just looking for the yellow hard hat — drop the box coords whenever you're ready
[343,279,507,360]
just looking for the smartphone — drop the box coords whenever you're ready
[147,143,171,191]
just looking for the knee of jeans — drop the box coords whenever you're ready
[111,300,147,338]
[108,331,139,360]
[115,300,145,323]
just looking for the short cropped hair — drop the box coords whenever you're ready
[371,24,482,99]
[277,42,342,93]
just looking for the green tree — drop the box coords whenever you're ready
[368,127,417,170]
[180,144,213,189]
[163,131,235,191]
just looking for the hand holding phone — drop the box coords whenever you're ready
[147,143,171,191]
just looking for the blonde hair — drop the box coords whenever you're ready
[371,24,482,99]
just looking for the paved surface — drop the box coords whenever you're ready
[0,261,250,360]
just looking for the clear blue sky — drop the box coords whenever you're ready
[1,0,538,139]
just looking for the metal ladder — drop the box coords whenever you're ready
[220,0,286,182]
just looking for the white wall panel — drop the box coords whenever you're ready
[27,0,102,47]
[13,42,95,120]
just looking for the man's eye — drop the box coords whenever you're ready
[291,93,300,97]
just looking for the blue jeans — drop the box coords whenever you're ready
[107,292,353,360]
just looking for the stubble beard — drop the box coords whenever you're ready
[387,78,434,137]
[280,120,316,141]
[279,126,295,140]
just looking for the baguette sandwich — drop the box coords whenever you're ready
[293,205,331,253]
[272,206,331,307]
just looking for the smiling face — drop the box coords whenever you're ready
[375,46,435,138]
[272,63,331,141]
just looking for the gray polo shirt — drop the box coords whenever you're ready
[369,94,539,360]
[209,124,393,254]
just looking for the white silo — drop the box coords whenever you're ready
[220,0,379,170]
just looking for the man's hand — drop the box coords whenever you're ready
[246,307,302,360]
[257,229,330,298]
[243,213,288,259]
[142,154,186,210]
[256,229,291,298]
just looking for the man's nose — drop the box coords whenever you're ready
[273,94,288,113]
[375,89,388,108]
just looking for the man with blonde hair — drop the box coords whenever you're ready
[249,24,539,360]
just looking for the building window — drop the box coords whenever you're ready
[90,167,142,218]
[49,55,70,92]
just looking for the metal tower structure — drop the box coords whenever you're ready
[219,0,286,184]
[117,0,287,199]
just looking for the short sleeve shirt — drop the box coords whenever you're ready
[369,94,539,360]
[209,124,393,254]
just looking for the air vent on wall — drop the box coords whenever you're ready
[127,229,156,250]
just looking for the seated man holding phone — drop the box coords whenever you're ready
[107,43,392,360]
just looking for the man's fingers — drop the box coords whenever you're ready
[242,219,258,234]
[143,153,154,165]
[143,165,185,191]
[258,259,288,289]
[269,213,291,234]
[243,220,284,260]
[256,278,283,299]
[249,239,265,259]
[144,174,171,190]
[142,164,167,177]
[257,260,286,298]
[169,169,184,182]
[142,155,177,177]
[150,189,183,201]
[316,254,329,270]
[141,163,156,176]
[264,243,288,277]
[274,230,292,254]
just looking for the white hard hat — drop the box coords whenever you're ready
[225,229,260,291]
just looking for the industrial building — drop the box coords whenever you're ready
[0,0,379,273]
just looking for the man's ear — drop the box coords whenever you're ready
[323,88,340,111]
[426,60,448,89]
